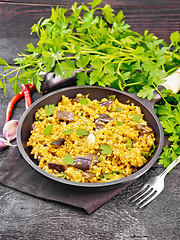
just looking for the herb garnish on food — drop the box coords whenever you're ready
[76,129,89,137]
[45,104,56,116]
[63,154,74,165]
[43,124,54,135]
[63,129,73,135]
[100,144,113,155]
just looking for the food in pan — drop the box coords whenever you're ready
[27,94,156,183]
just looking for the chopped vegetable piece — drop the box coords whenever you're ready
[100,144,113,155]
[99,100,113,106]
[114,121,123,127]
[136,124,155,133]
[45,104,56,116]
[43,125,53,135]
[95,114,113,124]
[132,114,141,122]
[56,110,74,121]
[108,95,116,100]
[63,154,74,165]
[63,129,73,134]
[116,106,123,112]
[29,123,35,131]
[51,138,65,147]
[126,138,133,150]
[48,162,66,172]
[95,122,105,129]
[71,95,86,104]
[85,153,99,164]
[73,156,94,170]
[86,133,95,145]
[76,129,89,137]
[99,173,112,180]
[112,170,126,175]
[79,98,88,105]
[56,173,67,179]
[98,155,105,161]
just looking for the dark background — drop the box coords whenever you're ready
[0,1,180,239]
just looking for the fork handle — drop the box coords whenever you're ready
[159,156,180,178]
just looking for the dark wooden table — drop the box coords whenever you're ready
[0,1,180,239]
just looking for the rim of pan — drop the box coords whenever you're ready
[17,86,164,189]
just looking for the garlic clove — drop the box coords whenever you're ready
[3,120,19,142]
[0,138,10,150]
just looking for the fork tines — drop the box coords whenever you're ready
[129,184,159,208]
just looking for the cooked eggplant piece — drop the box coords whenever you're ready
[99,100,113,106]
[29,123,35,132]
[56,110,74,121]
[48,162,66,172]
[95,114,113,124]
[95,122,105,129]
[136,124,155,133]
[85,154,99,164]
[73,156,94,170]
[50,138,65,147]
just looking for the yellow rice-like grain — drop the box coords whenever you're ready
[27,94,156,183]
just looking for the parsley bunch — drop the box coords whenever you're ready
[1,0,180,96]
[1,0,180,169]
[155,90,180,168]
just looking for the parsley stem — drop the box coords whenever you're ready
[69,35,91,46]
[88,29,100,46]
[154,84,168,104]
[1,63,32,79]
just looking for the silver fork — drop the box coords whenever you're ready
[129,156,180,208]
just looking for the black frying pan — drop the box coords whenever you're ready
[17,86,164,190]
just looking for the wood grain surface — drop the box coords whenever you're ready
[0,0,180,239]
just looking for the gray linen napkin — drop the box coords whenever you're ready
[0,147,133,214]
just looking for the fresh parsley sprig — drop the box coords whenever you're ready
[1,0,180,97]
[155,90,180,168]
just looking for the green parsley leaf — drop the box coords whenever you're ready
[56,173,67,179]
[43,125,54,135]
[112,170,126,175]
[100,144,113,155]
[114,121,123,127]
[116,106,123,112]
[63,129,73,135]
[63,154,74,165]
[99,173,112,180]
[132,114,141,122]
[126,137,133,150]
[76,129,89,137]
[79,98,88,105]
[45,104,56,116]
[137,86,154,100]
[98,155,105,161]
[108,95,116,100]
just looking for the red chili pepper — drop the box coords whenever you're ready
[5,91,24,123]
[21,84,32,110]
[28,82,35,91]
[5,82,35,123]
